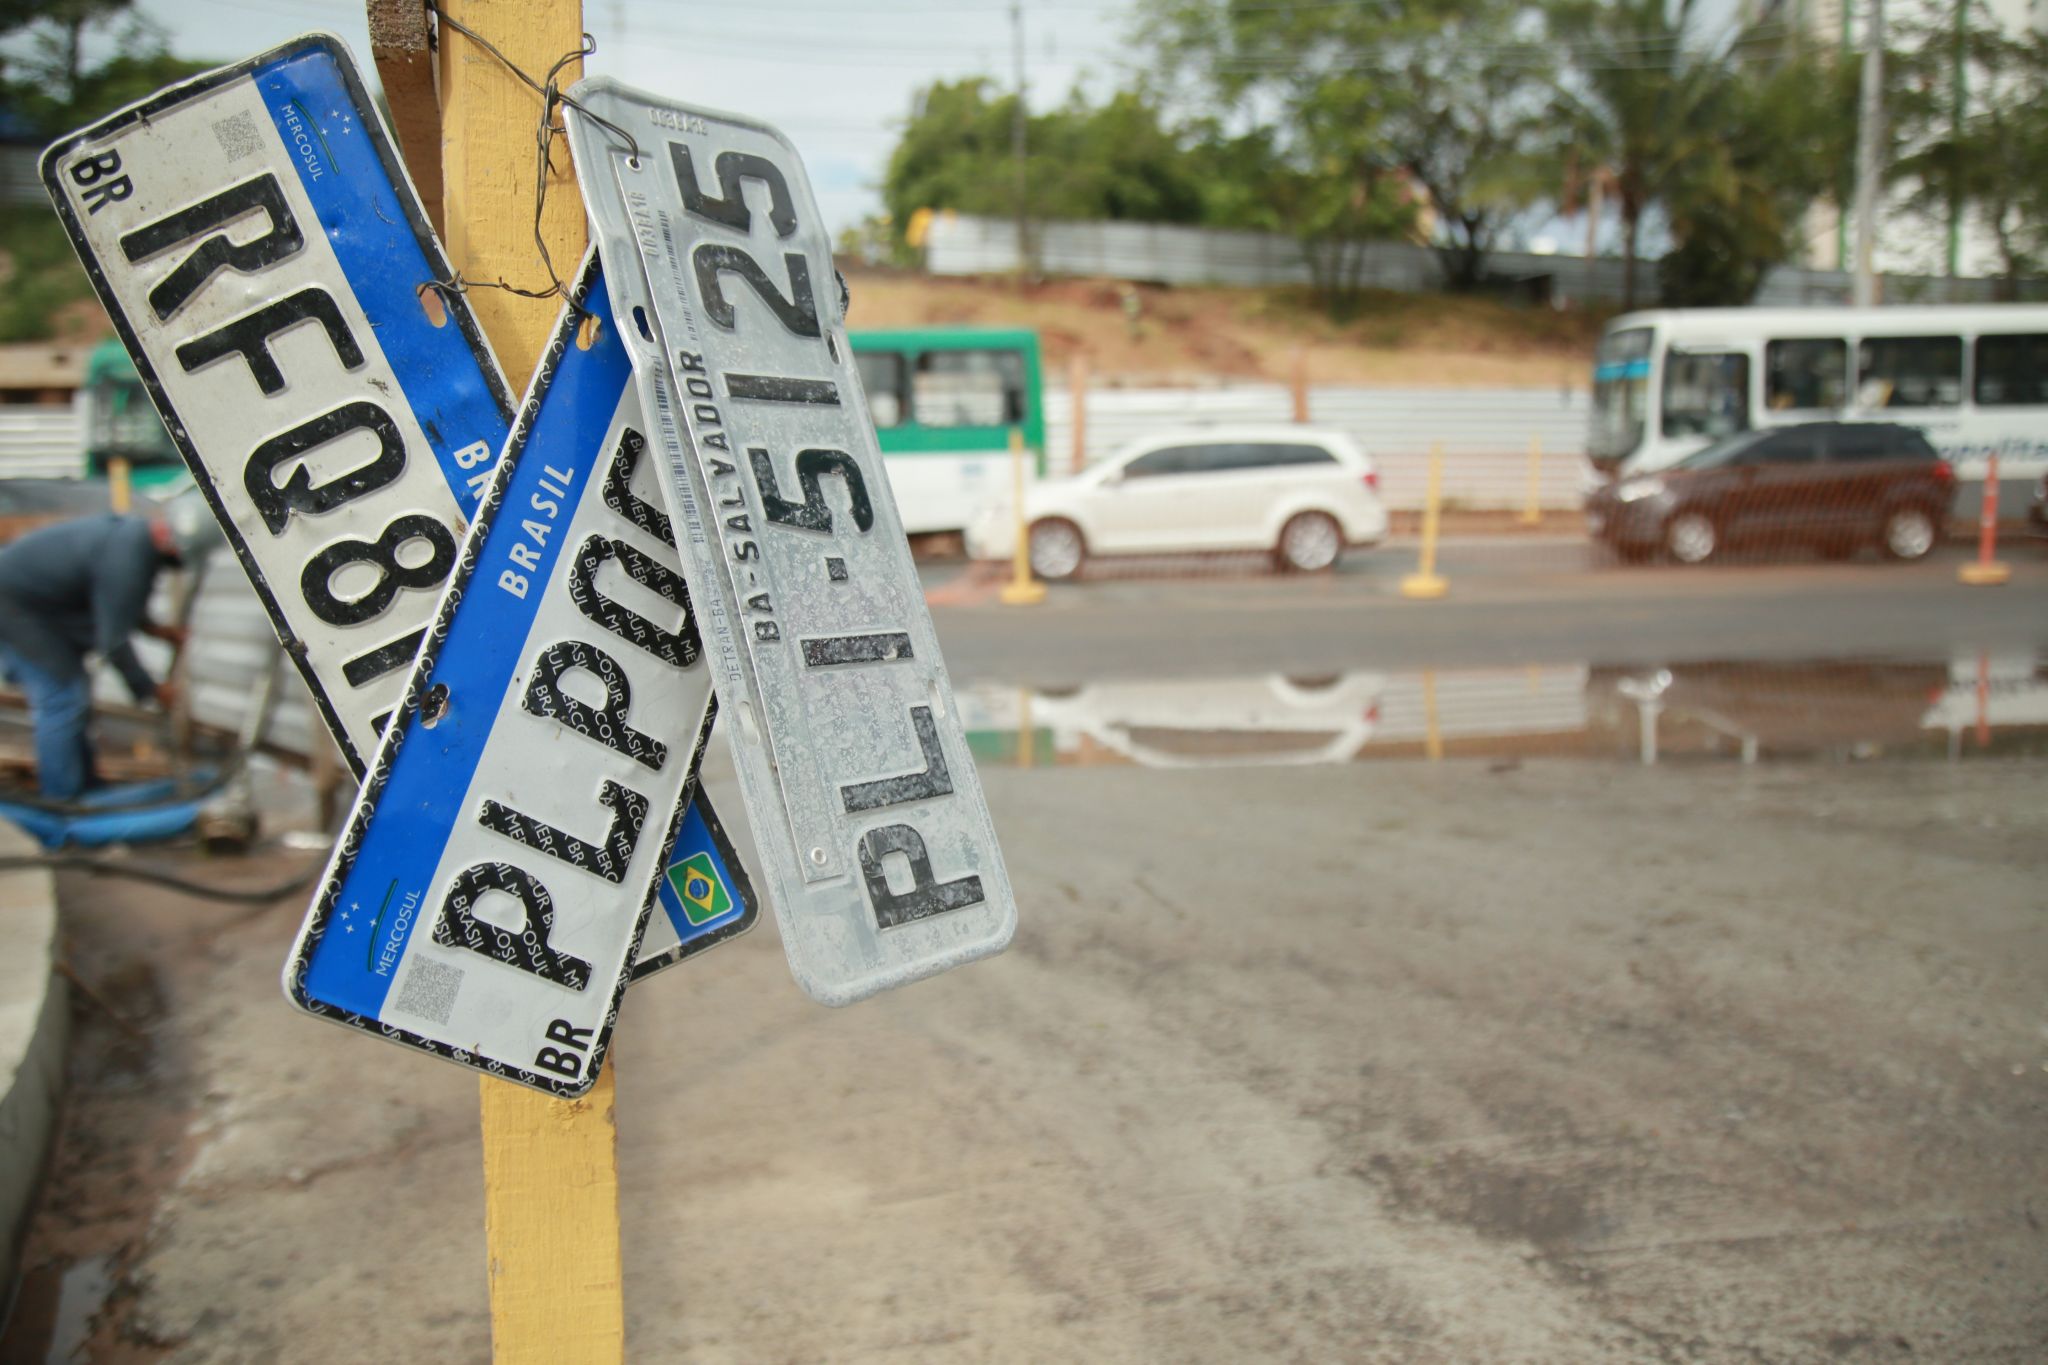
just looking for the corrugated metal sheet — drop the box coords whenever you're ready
[0,407,84,480]
[1041,382,1594,510]
[926,214,2008,307]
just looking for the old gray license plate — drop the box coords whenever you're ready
[564,80,1015,1005]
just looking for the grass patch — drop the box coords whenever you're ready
[0,203,98,343]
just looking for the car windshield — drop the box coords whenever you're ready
[1672,429,1772,470]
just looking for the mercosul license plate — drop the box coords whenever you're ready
[565,80,1015,1005]
[43,37,748,983]
[287,256,725,1093]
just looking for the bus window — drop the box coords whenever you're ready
[913,349,1026,428]
[1858,336,1962,408]
[1974,334,2048,407]
[1765,338,1847,411]
[856,351,907,428]
[1590,326,1651,462]
[1661,350,1750,438]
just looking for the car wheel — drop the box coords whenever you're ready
[1276,511,1343,573]
[1027,517,1086,581]
[1665,512,1718,565]
[1880,505,1937,561]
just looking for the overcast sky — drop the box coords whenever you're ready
[132,0,1140,235]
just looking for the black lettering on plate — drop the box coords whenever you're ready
[522,639,667,771]
[859,824,986,930]
[601,428,671,544]
[568,534,699,669]
[246,399,407,534]
[433,861,591,990]
[670,144,797,238]
[802,632,912,668]
[479,779,649,885]
[119,173,303,321]
[341,628,426,689]
[176,286,363,394]
[725,374,839,405]
[751,446,873,535]
[301,514,457,627]
[841,706,954,813]
[693,243,819,339]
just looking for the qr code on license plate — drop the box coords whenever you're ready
[211,111,261,163]
[393,957,465,1026]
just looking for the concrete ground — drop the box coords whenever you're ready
[5,751,2045,1363]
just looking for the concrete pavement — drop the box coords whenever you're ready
[7,752,2046,1362]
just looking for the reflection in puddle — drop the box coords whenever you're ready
[960,651,2048,770]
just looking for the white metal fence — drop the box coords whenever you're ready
[926,214,2014,308]
[1043,382,1593,511]
[0,407,84,480]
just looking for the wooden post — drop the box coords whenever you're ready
[1290,347,1309,423]
[1067,351,1087,476]
[434,4,624,1363]
[368,0,445,237]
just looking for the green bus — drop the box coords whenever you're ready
[82,336,188,493]
[848,327,1045,534]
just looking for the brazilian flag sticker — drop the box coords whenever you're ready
[667,851,732,927]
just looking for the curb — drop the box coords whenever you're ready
[0,822,64,1299]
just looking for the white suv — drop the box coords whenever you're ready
[967,426,1387,578]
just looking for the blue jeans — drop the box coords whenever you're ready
[0,643,96,800]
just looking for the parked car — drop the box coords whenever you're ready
[965,427,1388,579]
[1585,420,1954,564]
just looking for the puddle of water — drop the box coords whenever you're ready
[958,649,2048,770]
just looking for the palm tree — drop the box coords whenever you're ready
[1548,0,1733,309]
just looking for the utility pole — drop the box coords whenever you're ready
[1851,0,1885,307]
[1947,0,1965,277]
[1011,0,1028,282]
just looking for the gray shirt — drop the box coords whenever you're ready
[0,514,170,701]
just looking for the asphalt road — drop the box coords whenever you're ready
[925,539,2048,683]
[11,757,2045,1362]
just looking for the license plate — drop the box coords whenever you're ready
[564,82,1015,1005]
[44,37,748,983]
[286,255,724,1093]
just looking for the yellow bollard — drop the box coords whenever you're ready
[108,456,132,514]
[1518,434,1543,526]
[1400,442,1449,599]
[999,425,1047,606]
[1422,668,1443,761]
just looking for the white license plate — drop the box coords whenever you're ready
[286,256,724,1092]
[565,82,1015,1005]
[44,37,749,984]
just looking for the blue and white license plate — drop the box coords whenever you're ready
[43,36,749,985]
[565,81,1015,1005]
[286,254,731,1092]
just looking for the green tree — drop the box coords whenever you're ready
[881,79,1210,248]
[1138,0,1545,295]
[1549,0,1844,308]
[1,0,203,135]
[1891,1,2048,293]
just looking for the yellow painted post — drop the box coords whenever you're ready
[107,456,132,513]
[1068,351,1087,476]
[434,4,624,1363]
[999,425,1047,606]
[1422,669,1443,761]
[1400,442,1449,599]
[1518,434,1543,526]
